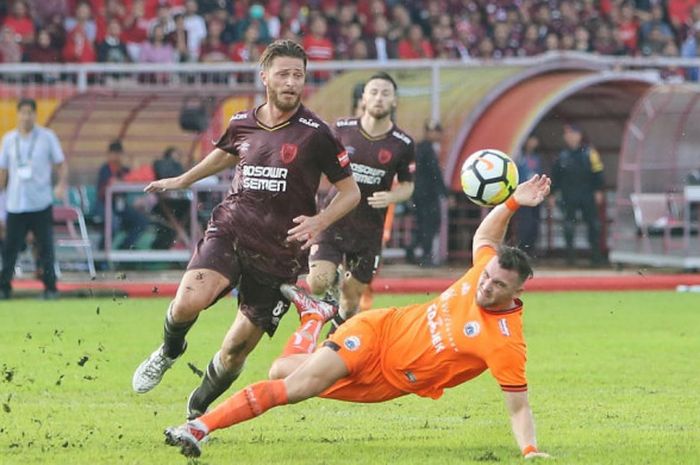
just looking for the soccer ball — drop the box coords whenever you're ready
[460,149,519,207]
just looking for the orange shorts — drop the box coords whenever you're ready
[320,309,406,403]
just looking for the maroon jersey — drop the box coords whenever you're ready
[212,104,351,278]
[317,117,415,248]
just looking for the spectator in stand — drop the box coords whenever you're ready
[139,23,176,63]
[349,38,370,60]
[492,21,517,58]
[330,4,358,46]
[23,28,62,63]
[230,22,262,63]
[230,22,262,82]
[210,8,237,45]
[660,41,686,82]
[398,23,435,58]
[474,36,495,58]
[267,2,301,40]
[667,0,699,31]
[63,4,96,63]
[454,14,486,58]
[639,4,674,45]
[431,13,459,59]
[519,23,543,56]
[235,3,271,44]
[0,26,22,63]
[3,0,34,46]
[533,3,553,41]
[558,0,581,36]
[336,21,363,60]
[95,140,149,251]
[302,15,334,82]
[592,23,627,55]
[368,14,397,61]
[640,24,671,56]
[388,4,413,44]
[122,0,149,61]
[33,0,70,28]
[65,1,97,45]
[199,19,229,63]
[167,13,189,62]
[573,26,592,52]
[615,2,639,53]
[95,0,127,44]
[45,13,67,50]
[97,18,131,63]
[681,21,700,81]
[183,0,206,61]
[544,32,561,52]
[149,3,174,37]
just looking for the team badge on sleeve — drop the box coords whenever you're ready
[343,336,361,351]
[337,150,350,167]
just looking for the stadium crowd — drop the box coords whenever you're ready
[0,0,698,70]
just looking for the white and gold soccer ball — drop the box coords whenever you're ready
[460,149,519,207]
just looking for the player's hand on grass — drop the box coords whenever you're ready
[524,451,552,460]
[287,215,325,250]
[367,191,393,209]
[513,174,551,208]
[144,177,186,193]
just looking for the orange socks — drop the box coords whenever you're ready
[281,318,323,357]
[198,379,288,432]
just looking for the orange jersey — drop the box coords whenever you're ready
[375,246,527,399]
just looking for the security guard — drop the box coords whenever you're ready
[550,123,604,266]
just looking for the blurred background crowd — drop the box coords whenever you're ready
[1,0,699,73]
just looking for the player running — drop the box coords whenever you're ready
[131,40,360,420]
[307,72,415,333]
[163,174,553,460]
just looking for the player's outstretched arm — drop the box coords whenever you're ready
[472,174,551,255]
[367,181,414,209]
[503,391,551,459]
[144,148,238,193]
[288,176,360,249]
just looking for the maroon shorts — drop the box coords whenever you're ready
[188,234,294,336]
[309,238,381,284]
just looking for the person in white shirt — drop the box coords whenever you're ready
[0,98,69,300]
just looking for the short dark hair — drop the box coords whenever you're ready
[17,98,37,111]
[497,245,533,284]
[108,139,124,153]
[259,39,307,70]
[366,72,397,91]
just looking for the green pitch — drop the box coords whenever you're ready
[2,291,699,464]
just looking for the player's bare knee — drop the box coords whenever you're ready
[284,376,324,404]
[268,361,283,380]
[307,273,330,295]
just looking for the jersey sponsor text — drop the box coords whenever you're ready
[242,165,288,192]
[351,163,386,186]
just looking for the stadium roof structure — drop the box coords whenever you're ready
[306,61,659,195]
[609,84,700,269]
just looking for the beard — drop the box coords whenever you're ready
[269,87,301,113]
[366,105,392,120]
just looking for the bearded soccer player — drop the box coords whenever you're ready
[163,175,552,460]
[131,40,360,421]
[307,72,415,332]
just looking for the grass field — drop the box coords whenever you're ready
[2,291,699,465]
